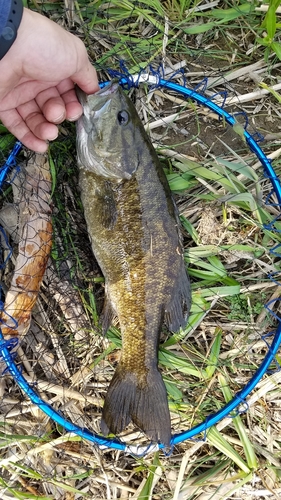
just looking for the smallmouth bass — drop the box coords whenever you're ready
[76,81,191,446]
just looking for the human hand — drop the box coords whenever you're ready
[0,8,99,152]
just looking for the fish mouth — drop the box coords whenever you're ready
[76,80,121,132]
[95,80,120,96]
[76,80,120,106]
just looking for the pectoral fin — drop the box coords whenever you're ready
[164,264,191,332]
[96,182,118,230]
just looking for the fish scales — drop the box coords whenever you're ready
[76,82,191,446]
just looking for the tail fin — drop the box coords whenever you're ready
[100,364,171,446]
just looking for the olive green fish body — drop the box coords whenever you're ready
[77,83,191,445]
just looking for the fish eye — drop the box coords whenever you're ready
[117,110,130,126]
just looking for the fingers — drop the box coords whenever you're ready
[0,70,99,152]
[0,108,50,153]
[0,96,60,152]
[0,80,56,111]
[36,87,66,123]
[59,88,83,121]
[0,84,81,152]
[71,50,100,94]
[17,99,59,142]
[36,82,82,123]
[0,83,82,152]
[45,80,83,122]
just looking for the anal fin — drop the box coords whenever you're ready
[101,294,116,335]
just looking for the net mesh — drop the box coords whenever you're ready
[1,78,280,444]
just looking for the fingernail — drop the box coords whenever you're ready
[53,112,65,123]
[47,131,58,141]
[68,113,82,122]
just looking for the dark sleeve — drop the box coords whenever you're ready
[0,1,12,37]
[0,0,23,60]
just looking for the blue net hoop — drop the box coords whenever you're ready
[0,75,281,457]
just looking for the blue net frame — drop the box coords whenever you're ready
[0,75,281,457]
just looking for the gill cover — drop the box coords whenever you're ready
[76,82,140,180]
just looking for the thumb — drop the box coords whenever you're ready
[72,60,100,95]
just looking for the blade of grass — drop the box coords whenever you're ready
[207,427,250,474]
[205,327,222,379]
[218,373,258,470]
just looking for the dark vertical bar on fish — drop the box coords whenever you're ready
[76,81,191,446]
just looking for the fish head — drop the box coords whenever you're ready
[76,81,140,181]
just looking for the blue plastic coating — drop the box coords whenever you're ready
[0,141,22,186]
[0,77,281,455]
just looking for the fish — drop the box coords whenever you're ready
[76,81,191,446]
